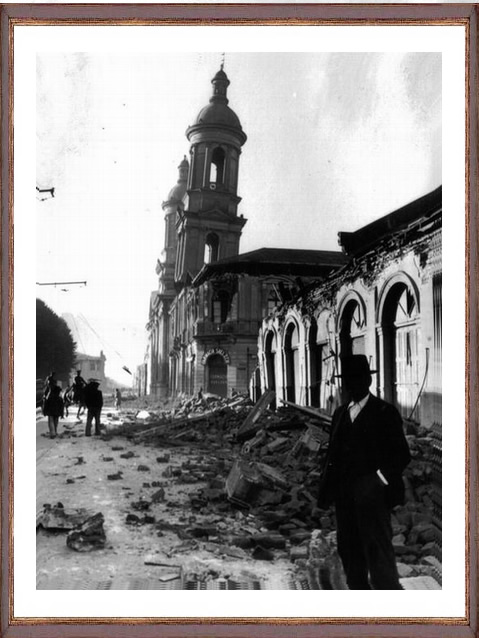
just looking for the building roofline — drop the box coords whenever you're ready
[193,247,347,286]
[338,186,442,258]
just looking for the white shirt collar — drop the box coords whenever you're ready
[348,393,370,410]
[348,393,370,422]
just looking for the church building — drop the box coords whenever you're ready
[144,68,346,399]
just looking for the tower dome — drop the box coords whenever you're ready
[187,68,246,144]
[163,156,189,207]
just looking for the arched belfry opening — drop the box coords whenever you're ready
[209,147,225,187]
[204,232,219,264]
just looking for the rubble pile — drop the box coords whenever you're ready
[389,422,442,582]
[101,393,441,586]
[111,394,254,446]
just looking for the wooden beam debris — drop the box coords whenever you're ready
[133,411,214,441]
[236,390,276,442]
[279,399,332,428]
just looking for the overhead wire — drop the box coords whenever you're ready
[78,312,131,372]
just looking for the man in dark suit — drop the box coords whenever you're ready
[84,379,103,437]
[317,355,411,590]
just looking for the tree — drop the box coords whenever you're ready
[36,299,77,385]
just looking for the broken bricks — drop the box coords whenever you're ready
[120,451,136,459]
[107,472,123,481]
[131,499,151,511]
[126,513,156,526]
[66,513,106,552]
[151,488,166,503]
[252,546,274,561]
[225,459,263,508]
[37,503,91,531]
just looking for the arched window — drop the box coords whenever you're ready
[264,331,277,403]
[284,322,300,403]
[381,282,419,418]
[339,298,366,357]
[209,147,225,187]
[308,321,321,407]
[204,232,219,264]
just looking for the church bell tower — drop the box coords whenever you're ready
[175,67,247,286]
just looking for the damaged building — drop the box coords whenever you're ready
[258,185,442,430]
[143,64,442,423]
[144,68,345,399]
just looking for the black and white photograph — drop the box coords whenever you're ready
[9,16,467,624]
[35,48,443,591]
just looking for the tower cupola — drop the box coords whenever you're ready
[211,67,230,103]
[175,68,248,286]
[163,156,189,208]
[184,67,247,219]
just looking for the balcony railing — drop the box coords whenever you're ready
[194,319,260,337]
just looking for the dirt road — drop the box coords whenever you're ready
[36,407,297,590]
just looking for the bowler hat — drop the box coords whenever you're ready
[335,354,377,377]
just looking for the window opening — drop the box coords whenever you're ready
[209,147,225,187]
[204,233,219,264]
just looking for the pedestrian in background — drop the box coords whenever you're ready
[72,369,87,419]
[114,388,122,410]
[43,371,57,399]
[43,384,64,439]
[84,379,103,437]
[317,354,411,590]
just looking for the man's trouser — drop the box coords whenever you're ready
[334,473,402,590]
[85,409,101,436]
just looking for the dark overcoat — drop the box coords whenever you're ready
[43,393,64,418]
[318,394,411,509]
[84,384,103,411]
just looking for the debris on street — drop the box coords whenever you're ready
[66,513,107,552]
[36,392,441,589]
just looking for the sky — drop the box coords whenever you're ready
[36,51,441,384]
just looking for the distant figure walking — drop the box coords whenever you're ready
[43,371,57,399]
[43,384,64,439]
[72,370,87,418]
[84,379,103,437]
[114,388,122,410]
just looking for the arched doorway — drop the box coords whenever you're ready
[205,354,228,397]
[381,282,419,418]
[284,322,300,403]
[339,298,366,357]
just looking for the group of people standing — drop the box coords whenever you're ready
[41,370,105,438]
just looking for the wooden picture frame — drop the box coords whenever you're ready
[1,3,477,637]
